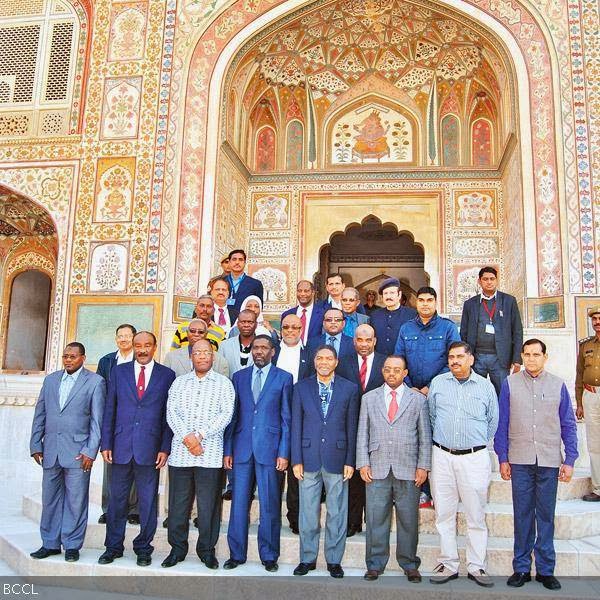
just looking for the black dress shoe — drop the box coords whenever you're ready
[201,554,219,569]
[98,550,123,564]
[136,553,152,567]
[535,574,561,590]
[65,549,79,562]
[263,560,278,572]
[163,517,168,528]
[98,513,107,524]
[222,490,232,501]
[346,526,362,537]
[327,563,344,578]
[293,562,316,576]
[161,553,184,568]
[223,558,245,569]
[127,514,140,525]
[30,547,61,559]
[364,569,381,581]
[507,572,531,587]
[289,523,299,535]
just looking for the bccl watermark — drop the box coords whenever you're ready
[2,584,38,596]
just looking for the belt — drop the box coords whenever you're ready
[584,383,598,393]
[433,441,487,455]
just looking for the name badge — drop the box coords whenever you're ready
[226,298,235,306]
[485,323,495,334]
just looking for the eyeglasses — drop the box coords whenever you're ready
[282,325,302,330]
[323,318,344,323]
[188,328,206,334]
[191,350,213,356]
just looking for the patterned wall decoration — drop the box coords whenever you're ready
[255,127,276,171]
[5,251,55,278]
[471,118,492,166]
[108,2,147,62]
[454,190,497,228]
[89,242,128,292]
[285,120,304,170]
[249,263,289,304]
[441,114,460,167]
[93,157,135,222]
[251,192,290,229]
[101,77,142,139]
[453,237,499,257]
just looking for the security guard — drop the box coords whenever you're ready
[576,305,600,501]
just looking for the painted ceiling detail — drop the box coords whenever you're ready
[0,189,56,236]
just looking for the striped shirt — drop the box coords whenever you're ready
[167,369,235,468]
[171,320,226,351]
[428,370,498,449]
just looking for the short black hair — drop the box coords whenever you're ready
[522,338,547,354]
[416,286,437,299]
[324,307,345,320]
[115,324,136,336]
[326,273,343,284]
[478,266,498,279]
[448,341,473,356]
[383,354,407,369]
[65,342,85,355]
[209,277,230,291]
[297,280,314,290]
[228,249,247,261]
[133,331,157,345]
[252,334,275,349]
[314,344,337,359]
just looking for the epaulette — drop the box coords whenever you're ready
[579,336,594,344]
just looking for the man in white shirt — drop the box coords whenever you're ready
[209,277,239,335]
[280,280,325,345]
[161,339,235,569]
[324,273,345,310]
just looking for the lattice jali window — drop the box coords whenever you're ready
[0,0,83,138]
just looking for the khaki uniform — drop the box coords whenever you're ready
[576,335,600,495]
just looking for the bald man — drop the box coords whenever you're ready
[281,280,325,345]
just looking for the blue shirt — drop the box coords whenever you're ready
[252,362,272,395]
[343,312,359,337]
[59,366,83,410]
[325,333,342,354]
[494,375,579,466]
[394,313,461,389]
[318,375,334,418]
[371,306,417,356]
[428,370,499,449]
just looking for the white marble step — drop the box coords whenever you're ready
[19,494,600,575]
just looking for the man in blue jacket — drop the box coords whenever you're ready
[223,335,292,572]
[394,287,461,394]
[460,266,523,395]
[226,249,264,311]
[291,345,359,578]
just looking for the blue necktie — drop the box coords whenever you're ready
[328,335,337,353]
[252,369,263,403]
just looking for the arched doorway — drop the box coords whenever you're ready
[317,216,427,306]
[0,186,57,371]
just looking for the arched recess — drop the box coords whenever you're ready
[285,120,304,170]
[254,125,277,172]
[174,0,563,301]
[441,114,460,167]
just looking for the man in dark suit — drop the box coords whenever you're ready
[223,335,292,572]
[291,345,359,579]
[460,266,523,395]
[336,324,386,536]
[96,323,138,525]
[209,277,239,335]
[370,278,417,356]
[280,280,325,345]
[306,308,354,373]
[99,331,176,567]
[273,313,311,533]
[226,249,264,311]
[30,342,106,562]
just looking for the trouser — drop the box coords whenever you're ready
[583,388,600,495]
[348,470,365,529]
[511,463,559,575]
[365,471,421,572]
[474,353,509,396]
[40,462,90,551]
[299,469,347,565]
[101,461,138,515]
[430,445,491,573]
[227,455,283,563]
[105,461,159,555]
[286,464,299,527]
[167,465,223,560]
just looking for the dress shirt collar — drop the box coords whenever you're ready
[443,369,478,384]
[62,365,83,382]
[190,368,217,382]
[328,296,342,310]
[383,383,405,408]
[523,368,547,381]
[253,362,272,380]
[317,374,334,389]
[325,332,341,343]
[134,360,154,382]
[115,349,133,364]
[480,291,497,302]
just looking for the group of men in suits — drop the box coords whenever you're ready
[31,260,578,588]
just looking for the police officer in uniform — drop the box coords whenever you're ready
[576,305,600,502]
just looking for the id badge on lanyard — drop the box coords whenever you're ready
[483,300,496,334]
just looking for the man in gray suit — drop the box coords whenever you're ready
[164,318,229,377]
[218,309,257,376]
[356,355,432,582]
[30,342,106,562]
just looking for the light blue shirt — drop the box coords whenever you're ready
[252,362,272,395]
[325,333,341,354]
[343,312,359,337]
[428,370,498,449]
[59,366,83,410]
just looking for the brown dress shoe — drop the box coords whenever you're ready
[583,492,600,502]
[404,568,422,583]
[363,569,380,581]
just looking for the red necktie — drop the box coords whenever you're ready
[137,365,145,399]
[388,389,398,422]
[359,356,368,391]
[218,307,226,326]
[300,308,307,341]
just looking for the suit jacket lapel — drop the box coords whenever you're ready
[377,387,389,422]
[309,377,324,421]
[256,365,276,406]
[61,369,88,412]
[143,363,159,398]
[391,387,415,423]
[126,362,139,399]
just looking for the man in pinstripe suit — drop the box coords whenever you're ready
[356,355,432,582]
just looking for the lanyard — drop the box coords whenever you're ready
[228,274,244,297]
[482,299,496,322]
